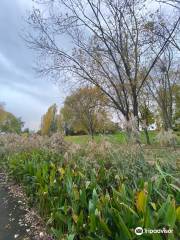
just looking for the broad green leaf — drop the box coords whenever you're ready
[99,218,111,236]
[67,234,75,240]
[112,208,132,240]
[164,199,176,228]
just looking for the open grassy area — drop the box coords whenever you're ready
[65,131,171,145]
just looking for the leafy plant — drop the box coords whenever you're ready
[3,142,179,240]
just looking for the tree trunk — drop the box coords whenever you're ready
[144,127,150,145]
[162,110,172,131]
[133,95,140,129]
[88,124,94,140]
[125,113,131,143]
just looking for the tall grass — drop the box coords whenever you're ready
[3,140,179,240]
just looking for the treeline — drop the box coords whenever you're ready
[40,84,179,142]
[40,87,119,137]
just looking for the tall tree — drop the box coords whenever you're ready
[60,87,114,138]
[139,102,154,144]
[173,84,180,131]
[26,0,180,128]
[0,107,24,134]
[41,104,58,135]
[147,49,179,130]
[156,0,180,10]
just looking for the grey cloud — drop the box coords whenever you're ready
[0,0,65,130]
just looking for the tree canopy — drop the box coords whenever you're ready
[41,104,58,135]
[0,106,24,133]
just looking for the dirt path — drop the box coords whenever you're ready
[0,181,32,240]
[0,172,52,240]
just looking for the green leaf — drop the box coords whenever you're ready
[164,199,176,228]
[170,184,180,193]
[176,206,180,222]
[99,218,111,236]
[118,202,139,218]
[112,208,132,240]
[77,210,84,231]
[158,196,170,220]
[67,234,75,240]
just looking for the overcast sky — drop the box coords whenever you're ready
[0,0,65,131]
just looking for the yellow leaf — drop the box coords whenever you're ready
[73,187,79,200]
[58,167,65,175]
[150,202,156,211]
[72,214,78,223]
[176,206,180,221]
[136,190,147,213]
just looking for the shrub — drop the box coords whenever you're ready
[156,129,177,146]
[0,132,68,155]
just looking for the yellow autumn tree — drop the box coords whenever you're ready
[41,104,57,135]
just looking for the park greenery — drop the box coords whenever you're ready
[41,88,119,138]
[0,104,23,134]
[0,0,180,239]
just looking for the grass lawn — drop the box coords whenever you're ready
[65,131,180,145]
[65,131,158,145]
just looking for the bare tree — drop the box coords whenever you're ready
[147,48,179,130]
[153,2,180,51]
[156,0,180,9]
[25,0,180,128]
[139,90,155,144]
